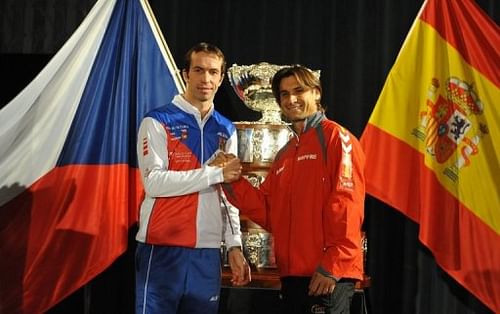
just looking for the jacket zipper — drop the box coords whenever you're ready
[287,134,300,274]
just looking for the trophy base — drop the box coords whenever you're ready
[222,218,277,269]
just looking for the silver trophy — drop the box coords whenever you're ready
[227,62,292,268]
[227,63,294,177]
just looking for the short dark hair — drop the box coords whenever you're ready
[183,42,226,74]
[271,65,323,110]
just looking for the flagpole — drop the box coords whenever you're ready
[140,0,186,94]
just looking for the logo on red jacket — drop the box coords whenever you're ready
[339,128,354,190]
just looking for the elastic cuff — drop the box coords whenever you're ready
[316,265,341,282]
[224,235,242,249]
[228,246,242,253]
[206,165,224,185]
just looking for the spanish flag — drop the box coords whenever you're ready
[360,0,499,312]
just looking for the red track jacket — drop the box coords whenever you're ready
[224,112,365,280]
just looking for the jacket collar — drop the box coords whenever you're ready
[295,111,326,134]
[172,94,214,123]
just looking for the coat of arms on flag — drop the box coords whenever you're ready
[412,76,489,182]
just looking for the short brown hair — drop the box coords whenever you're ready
[271,65,323,110]
[183,42,226,74]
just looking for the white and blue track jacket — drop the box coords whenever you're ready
[136,95,242,249]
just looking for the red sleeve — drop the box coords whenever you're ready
[320,127,365,280]
[222,175,272,229]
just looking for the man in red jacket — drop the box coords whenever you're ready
[221,65,365,314]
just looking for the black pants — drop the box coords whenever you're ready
[280,276,355,314]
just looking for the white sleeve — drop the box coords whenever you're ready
[222,193,242,248]
[137,117,224,197]
[222,131,243,248]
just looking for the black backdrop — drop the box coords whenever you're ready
[0,1,498,313]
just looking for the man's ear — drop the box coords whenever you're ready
[182,69,189,82]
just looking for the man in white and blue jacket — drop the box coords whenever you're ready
[135,42,250,314]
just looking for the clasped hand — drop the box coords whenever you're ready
[209,152,242,183]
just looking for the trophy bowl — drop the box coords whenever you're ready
[228,63,294,175]
[228,62,288,124]
[235,122,292,173]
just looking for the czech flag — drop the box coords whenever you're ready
[360,0,499,311]
[0,0,183,312]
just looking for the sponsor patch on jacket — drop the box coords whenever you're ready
[166,124,189,141]
[218,132,229,150]
[339,128,354,190]
[180,128,188,140]
[142,137,148,156]
[297,154,318,161]
[169,151,192,163]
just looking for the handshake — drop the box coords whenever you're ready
[209,152,243,183]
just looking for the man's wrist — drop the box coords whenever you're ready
[228,246,242,253]
[316,266,340,282]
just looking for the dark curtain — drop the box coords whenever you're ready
[0,1,498,313]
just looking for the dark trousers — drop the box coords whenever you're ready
[280,276,355,314]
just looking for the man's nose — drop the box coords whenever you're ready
[201,71,210,82]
